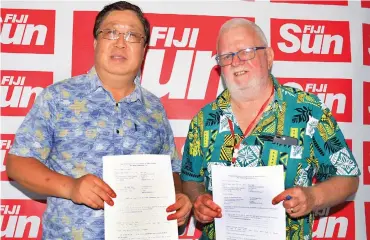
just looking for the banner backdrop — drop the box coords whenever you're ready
[1,1,369,239]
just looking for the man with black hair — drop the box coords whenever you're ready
[7,1,191,239]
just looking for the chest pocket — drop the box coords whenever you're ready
[133,124,163,154]
[261,142,292,166]
[261,142,306,188]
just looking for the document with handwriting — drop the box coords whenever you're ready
[212,165,285,240]
[103,155,178,240]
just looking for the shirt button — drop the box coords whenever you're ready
[116,129,120,134]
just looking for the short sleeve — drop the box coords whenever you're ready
[9,87,57,164]
[180,115,204,182]
[312,108,360,182]
[159,106,181,173]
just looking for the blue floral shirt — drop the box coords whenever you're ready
[9,68,181,240]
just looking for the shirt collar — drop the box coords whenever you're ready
[271,74,285,111]
[86,67,144,103]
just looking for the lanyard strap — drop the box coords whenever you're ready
[228,86,275,164]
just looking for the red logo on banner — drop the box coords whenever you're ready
[141,15,253,119]
[365,202,370,239]
[362,0,370,8]
[179,216,202,240]
[71,11,96,76]
[0,134,14,181]
[346,139,352,151]
[271,19,351,62]
[364,142,370,185]
[0,9,55,54]
[313,201,355,239]
[270,0,348,5]
[1,71,53,116]
[72,12,251,119]
[1,199,46,239]
[279,78,352,122]
[364,82,370,124]
[363,24,370,66]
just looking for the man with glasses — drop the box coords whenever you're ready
[6,1,191,239]
[181,18,360,240]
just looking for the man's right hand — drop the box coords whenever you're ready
[69,174,116,209]
[193,193,222,224]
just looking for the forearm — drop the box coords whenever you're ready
[173,173,183,194]
[183,181,206,203]
[6,154,74,199]
[311,176,359,211]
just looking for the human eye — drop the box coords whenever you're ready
[221,54,232,60]
[238,48,253,58]
[103,29,116,38]
[126,31,142,42]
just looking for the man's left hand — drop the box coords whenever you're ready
[272,186,316,218]
[166,193,192,226]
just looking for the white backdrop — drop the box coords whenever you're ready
[1,1,370,239]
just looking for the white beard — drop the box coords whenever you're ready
[224,75,261,102]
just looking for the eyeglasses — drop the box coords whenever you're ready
[97,29,145,43]
[216,47,267,67]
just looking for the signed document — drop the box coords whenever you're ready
[212,165,286,240]
[103,155,178,240]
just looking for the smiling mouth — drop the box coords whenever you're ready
[111,55,126,60]
[234,70,248,76]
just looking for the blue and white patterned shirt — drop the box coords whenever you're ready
[9,68,181,239]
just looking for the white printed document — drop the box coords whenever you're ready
[103,154,178,240]
[212,165,286,240]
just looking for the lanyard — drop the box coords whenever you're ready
[228,86,274,164]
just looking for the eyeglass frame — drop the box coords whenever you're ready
[215,46,267,67]
[97,29,146,43]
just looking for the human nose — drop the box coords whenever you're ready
[114,33,127,48]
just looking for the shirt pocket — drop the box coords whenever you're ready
[261,142,305,188]
[134,125,163,154]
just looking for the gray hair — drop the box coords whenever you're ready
[217,18,268,51]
